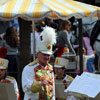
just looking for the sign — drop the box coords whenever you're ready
[64,72,100,100]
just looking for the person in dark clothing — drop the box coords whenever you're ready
[3,27,19,81]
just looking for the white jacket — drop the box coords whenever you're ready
[22,62,55,100]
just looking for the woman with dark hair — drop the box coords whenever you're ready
[3,26,19,81]
[55,20,75,57]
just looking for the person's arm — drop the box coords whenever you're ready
[22,65,42,94]
[13,79,19,100]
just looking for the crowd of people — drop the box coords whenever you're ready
[0,17,100,100]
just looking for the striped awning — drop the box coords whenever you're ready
[0,0,100,20]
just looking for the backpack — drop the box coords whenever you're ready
[90,19,100,49]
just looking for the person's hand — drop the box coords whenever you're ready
[64,48,69,53]
[41,80,49,87]
[40,80,53,91]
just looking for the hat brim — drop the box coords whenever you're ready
[41,51,52,55]
[54,65,64,68]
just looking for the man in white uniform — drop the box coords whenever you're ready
[22,26,56,100]
[0,58,19,100]
[54,57,76,100]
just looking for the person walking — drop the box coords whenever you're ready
[83,32,95,72]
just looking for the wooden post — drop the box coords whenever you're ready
[18,18,32,100]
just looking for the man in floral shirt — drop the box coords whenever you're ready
[22,26,56,100]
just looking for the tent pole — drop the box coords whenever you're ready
[32,21,36,60]
[78,19,83,75]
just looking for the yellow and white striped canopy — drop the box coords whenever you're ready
[0,0,100,20]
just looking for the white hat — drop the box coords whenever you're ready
[54,57,68,69]
[36,41,52,55]
[36,26,56,55]
[0,58,9,69]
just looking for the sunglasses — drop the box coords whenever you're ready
[68,24,71,26]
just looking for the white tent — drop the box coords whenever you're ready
[0,0,100,74]
[0,0,100,20]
